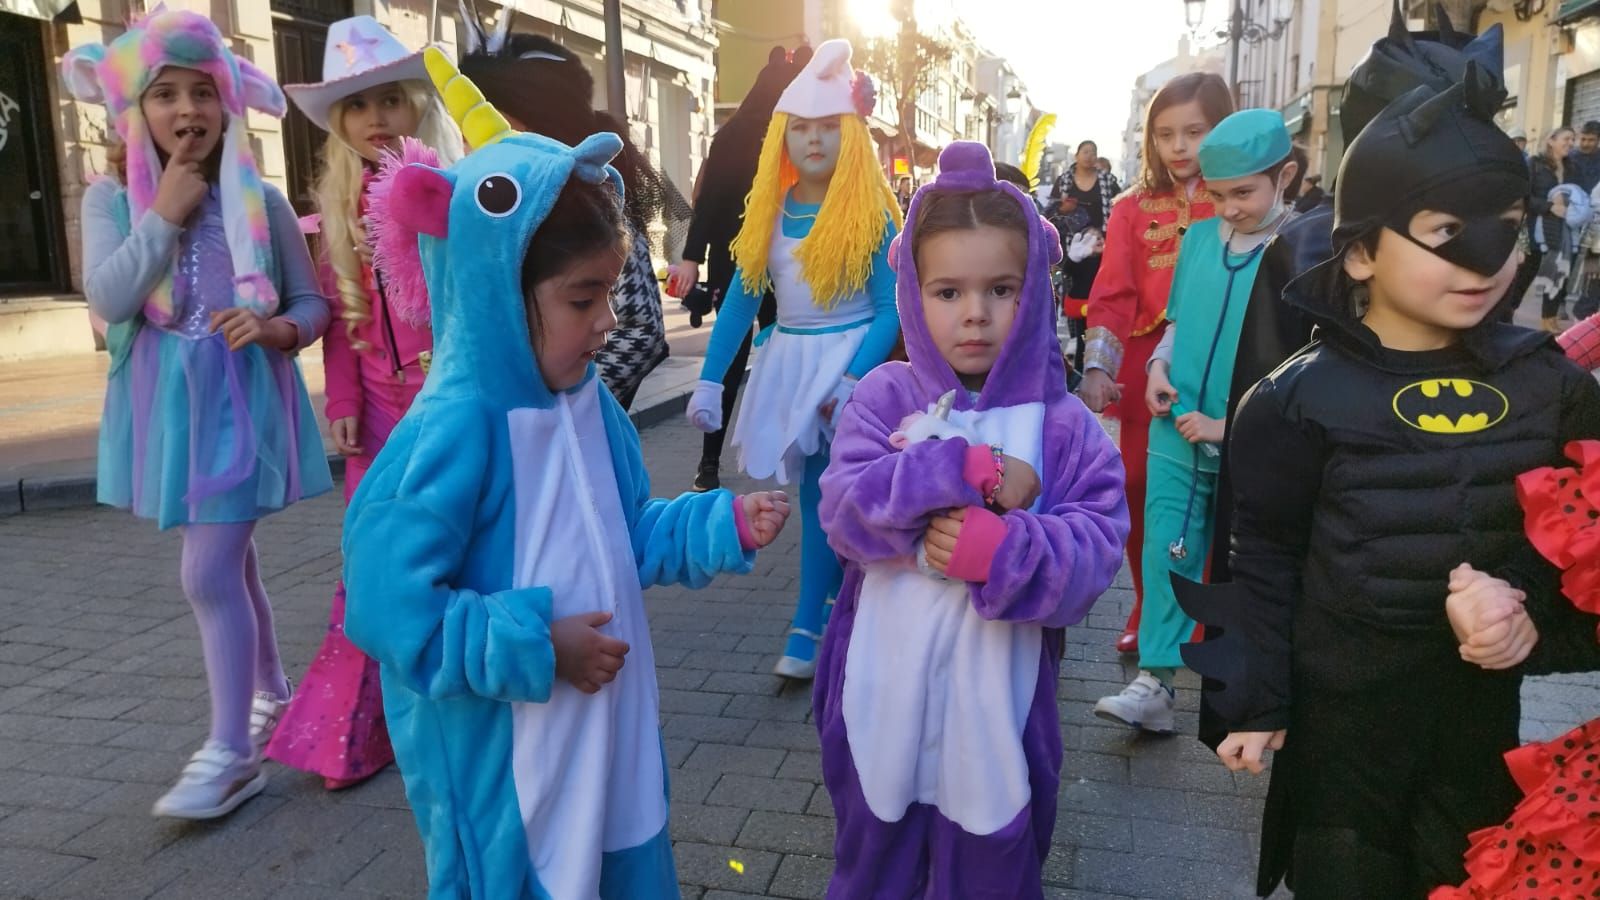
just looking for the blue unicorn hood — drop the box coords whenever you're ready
[370,47,624,411]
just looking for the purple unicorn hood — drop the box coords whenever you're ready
[893,142,1066,411]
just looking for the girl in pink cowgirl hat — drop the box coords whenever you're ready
[265,15,461,791]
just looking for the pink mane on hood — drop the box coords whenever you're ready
[368,137,441,327]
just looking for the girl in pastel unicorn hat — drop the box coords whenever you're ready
[62,7,332,820]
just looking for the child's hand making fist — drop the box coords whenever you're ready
[923,456,1040,577]
[552,611,630,694]
[1218,730,1287,775]
[741,491,791,548]
[992,456,1041,513]
[1446,563,1539,670]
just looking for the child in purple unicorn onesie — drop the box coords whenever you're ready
[815,141,1131,898]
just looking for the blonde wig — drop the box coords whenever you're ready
[315,79,463,349]
[729,113,903,309]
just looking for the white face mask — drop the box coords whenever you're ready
[1240,172,1293,235]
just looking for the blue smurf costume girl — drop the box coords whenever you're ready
[686,38,904,679]
[342,49,785,898]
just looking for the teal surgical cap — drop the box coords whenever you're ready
[1198,108,1292,181]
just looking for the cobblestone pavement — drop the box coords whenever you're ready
[0,417,1596,899]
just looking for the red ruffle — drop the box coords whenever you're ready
[1433,443,1600,899]
[1516,440,1600,615]
[1431,720,1600,899]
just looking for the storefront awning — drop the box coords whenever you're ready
[1,0,79,22]
[1559,0,1600,24]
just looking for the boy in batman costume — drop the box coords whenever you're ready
[1208,4,1506,582]
[1174,68,1600,898]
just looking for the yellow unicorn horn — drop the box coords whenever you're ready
[424,46,514,148]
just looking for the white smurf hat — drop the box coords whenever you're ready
[284,16,428,132]
[775,38,875,120]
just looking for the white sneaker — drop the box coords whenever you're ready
[249,679,291,753]
[151,740,266,820]
[1093,672,1176,734]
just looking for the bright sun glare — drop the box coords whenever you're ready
[850,0,900,40]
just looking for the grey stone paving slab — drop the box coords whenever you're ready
[0,416,1594,898]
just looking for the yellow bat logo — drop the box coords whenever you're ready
[1391,378,1509,435]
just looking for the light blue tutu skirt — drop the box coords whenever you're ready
[97,325,332,530]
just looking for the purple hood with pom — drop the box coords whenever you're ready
[893,141,1066,411]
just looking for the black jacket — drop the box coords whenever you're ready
[1178,274,1600,897]
[1181,267,1600,736]
[681,117,763,296]
[1206,207,1327,581]
[1528,154,1570,247]
[1292,186,1325,213]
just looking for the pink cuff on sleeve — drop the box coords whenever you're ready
[732,495,759,551]
[962,444,998,499]
[324,398,361,422]
[945,505,1007,583]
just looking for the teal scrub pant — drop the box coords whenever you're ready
[1137,453,1217,671]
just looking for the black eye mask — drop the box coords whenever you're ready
[1329,68,1529,280]
[1385,212,1522,277]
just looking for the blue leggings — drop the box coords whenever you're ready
[792,447,843,640]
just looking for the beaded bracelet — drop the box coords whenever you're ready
[987,444,1006,507]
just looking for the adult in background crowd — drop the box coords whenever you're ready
[1293,173,1324,213]
[1570,120,1600,193]
[667,45,805,491]
[1051,140,1120,310]
[1520,126,1580,330]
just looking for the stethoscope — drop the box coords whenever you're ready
[1167,209,1286,561]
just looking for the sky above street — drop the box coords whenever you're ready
[851,0,1235,170]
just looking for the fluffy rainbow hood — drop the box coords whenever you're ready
[61,6,286,326]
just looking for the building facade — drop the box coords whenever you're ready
[1119,35,1226,187]
[1484,0,1561,143]
[0,0,716,310]
[976,54,1038,170]
[710,0,1033,181]
[1224,0,1392,180]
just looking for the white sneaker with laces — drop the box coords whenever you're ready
[1093,671,1176,734]
[151,740,266,820]
[249,680,291,753]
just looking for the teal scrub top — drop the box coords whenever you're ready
[1149,217,1269,473]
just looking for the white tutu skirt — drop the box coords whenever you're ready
[731,324,869,484]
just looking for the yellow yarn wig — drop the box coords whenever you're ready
[730,113,903,309]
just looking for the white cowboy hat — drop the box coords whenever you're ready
[284,16,428,132]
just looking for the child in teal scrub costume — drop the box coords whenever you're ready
[1095,109,1299,733]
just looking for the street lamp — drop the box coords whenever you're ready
[1221,2,1291,45]
[1185,0,1291,105]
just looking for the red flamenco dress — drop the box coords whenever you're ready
[1433,440,1600,900]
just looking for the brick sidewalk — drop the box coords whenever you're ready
[0,417,1595,899]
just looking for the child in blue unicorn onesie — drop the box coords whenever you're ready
[342,50,790,898]
[686,38,904,680]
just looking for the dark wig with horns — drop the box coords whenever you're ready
[457,1,689,240]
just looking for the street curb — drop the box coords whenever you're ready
[3,385,693,517]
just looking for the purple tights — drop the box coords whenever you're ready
[179,521,291,756]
